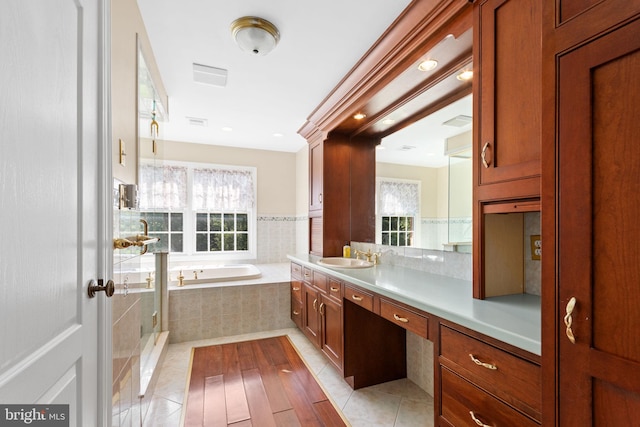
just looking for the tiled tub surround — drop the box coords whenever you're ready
[168,263,294,343]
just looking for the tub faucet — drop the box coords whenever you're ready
[193,270,203,280]
[177,270,184,287]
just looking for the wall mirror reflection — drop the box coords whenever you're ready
[376,94,472,251]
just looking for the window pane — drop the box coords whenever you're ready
[147,212,168,232]
[149,233,167,252]
[399,217,407,231]
[171,213,183,231]
[210,213,222,231]
[196,213,208,231]
[382,232,389,245]
[399,232,406,246]
[390,217,398,231]
[209,234,222,251]
[171,234,183,252]
[407,217,414,229]
[223,233,235,250]
[407,232,413,246]
[223,214,235,232]
[236,214,248,232]
[237,233,248,250]
[196,234,207,251]
[390,232,398,246]
[382,217,390,231]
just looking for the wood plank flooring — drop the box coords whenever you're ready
[184,335,348,426]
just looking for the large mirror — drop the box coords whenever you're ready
[376,93,472,251]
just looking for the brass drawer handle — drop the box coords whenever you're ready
[330,286,339,292]
[292,287,300,291]
[293,310,299,315]
[481,142,491,168]
[313,298,318,311]
[319,302,325,315]
[469,354,497,370]
[469,411,490,427]
[393,314,409,323]
[351,295,363,301]
[564,296,577,344]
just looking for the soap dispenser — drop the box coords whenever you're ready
[343,242,351,258]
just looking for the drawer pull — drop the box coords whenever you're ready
[469,411,491,427]
[292,287,300,291]
[393,314,409,323]
[469,354,497,370]
[313,298,318,311]
[319,302,325,315]
[351,295,363,301]
[330,286,339,292]
[293,310,299,315]
[564,296,577,344]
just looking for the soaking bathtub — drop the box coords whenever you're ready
[170,264,262,285]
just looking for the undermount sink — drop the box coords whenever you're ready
[317,257,374,269]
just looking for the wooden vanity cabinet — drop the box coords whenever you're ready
[437,321,541,426]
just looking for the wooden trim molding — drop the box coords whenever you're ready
[298,0,472,140]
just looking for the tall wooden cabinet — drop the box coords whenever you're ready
[473,0,542,298]
[308,133,376,257]
[543,1,640,425]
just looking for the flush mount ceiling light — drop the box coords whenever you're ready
[456,69,474,81]
[231,16,280,56]
[418,59,438,71]
[353,113,367,120]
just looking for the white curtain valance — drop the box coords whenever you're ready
[139,164,187,210]
[193,168,255,211]
[378,180,420,216]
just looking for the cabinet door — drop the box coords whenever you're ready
[556,18,640,425]
[320,295,343,370]
[475,0,541,189]
[309,138,323,212]
[302,282,320,347]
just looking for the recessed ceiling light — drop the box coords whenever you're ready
[456,70,473,81]
[186,116,208,127]
[382,118,395,125]
[222,126,233,132]
[353,113,366,120]
[273,133,283,137]
[418,59,438,71]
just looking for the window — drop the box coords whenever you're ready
[381,215,414,246]
[138,161,256,259]
[376,179,420,247]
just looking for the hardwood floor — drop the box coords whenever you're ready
[184,335,348,426]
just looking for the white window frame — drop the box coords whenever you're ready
[375,177,422,247]
[139,160,257,264]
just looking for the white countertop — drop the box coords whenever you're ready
[287,254,541,356]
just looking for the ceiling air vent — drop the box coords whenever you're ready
[442,115,472,127]
[187,117,208,127]
[193,63,228,87]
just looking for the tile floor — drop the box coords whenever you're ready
[142,328,434,426]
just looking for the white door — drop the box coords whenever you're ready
[0,1,111,426]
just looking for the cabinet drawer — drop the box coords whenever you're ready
[379,299,428,339]
[327,277,343,302]
[440,325,541,417]
[290,280,302,302]
[291,262,302,279]
[302,267,313,283]
[440,367,539,427]
[344,285,374,312]
[291,298,303,329]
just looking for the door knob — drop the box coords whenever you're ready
[88,279,115,298]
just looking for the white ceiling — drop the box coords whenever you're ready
[136,0,413,154]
